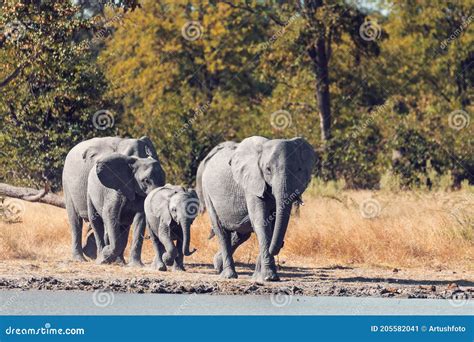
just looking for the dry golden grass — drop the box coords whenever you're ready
[1,190,473,271]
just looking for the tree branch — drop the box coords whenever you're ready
[219,1,286,26]
[0,183,65,208]
[0,62,27,89]
[0,49,41,89]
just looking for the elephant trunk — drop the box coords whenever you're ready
[180,218,196,256]
[269,181,293,256]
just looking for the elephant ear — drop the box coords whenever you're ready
[96,153,136,201]
[82,145,114,162]
[139,136,158,159]
[230,136,268,197]
[149,186,174,226]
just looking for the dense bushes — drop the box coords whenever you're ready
[0,1,472,190]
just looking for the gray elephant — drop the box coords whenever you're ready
[87,153,165,264]
[196,136,316,281]
[62,136,165,265]
[144,185,199,271]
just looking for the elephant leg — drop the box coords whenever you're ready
[158,227,178,267]
[104,231,110,245]
[129,212,145,267]
[246,197,279,282]
[157,241,167,270]
[82,225,97,260]
[97,197,130,264]
[215,229,237,279]
[115,225,130,265]
[173,230,185,272]
[206,198,237,279]
[149,229,166,271]
[65,197,86,262]
[254,252,262,274]
[99,210,124,264]
[87,198,105,259]
[213,231,251,273]
[252,232,278,281]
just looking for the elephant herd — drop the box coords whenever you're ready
[62,135,316,281]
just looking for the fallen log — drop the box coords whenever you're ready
[0,183,65,208]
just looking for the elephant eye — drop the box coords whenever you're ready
[144,178,151,185]
[265,166,271,174]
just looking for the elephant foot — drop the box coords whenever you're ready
[252,269,280,282]
[96,250,116,264]
[72,253,87,262]
[151,262,167,272]
[127,259,144,268]
[114,256,126,266]
[213,253,223,274]
[173,264,186,272]
[95,255,108,265]
[220,267,238,279]
[82,232,97,259]
[163,252,176,266]
[82,247,97,260]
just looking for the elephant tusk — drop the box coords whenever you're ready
[296,195,304,206]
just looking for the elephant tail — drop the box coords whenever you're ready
[196,141,238,214]
[204,194,224,242]
[208,228,215,240]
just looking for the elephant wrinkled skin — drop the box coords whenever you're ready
[196,136,316,281]
[144,185,198,272]
[87,153,165,264]
[62,136,165,264]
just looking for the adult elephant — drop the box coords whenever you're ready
[62,136,166,265]
[87,153,165,264]
[197,136,316,281]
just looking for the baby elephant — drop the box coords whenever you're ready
[144,185,199,271]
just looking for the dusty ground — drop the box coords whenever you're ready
[1,189,472,299]
[0,259,473,300]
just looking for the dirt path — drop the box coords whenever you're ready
[0,260,473,300]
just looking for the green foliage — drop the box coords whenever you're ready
[0,0,472,190]
[0,1,119,189]
[320,119,382,189]
[98,0,273,185]
[379,170,402,193]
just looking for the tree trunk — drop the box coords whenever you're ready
[0,183,65,208]
[308,36,331,142]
